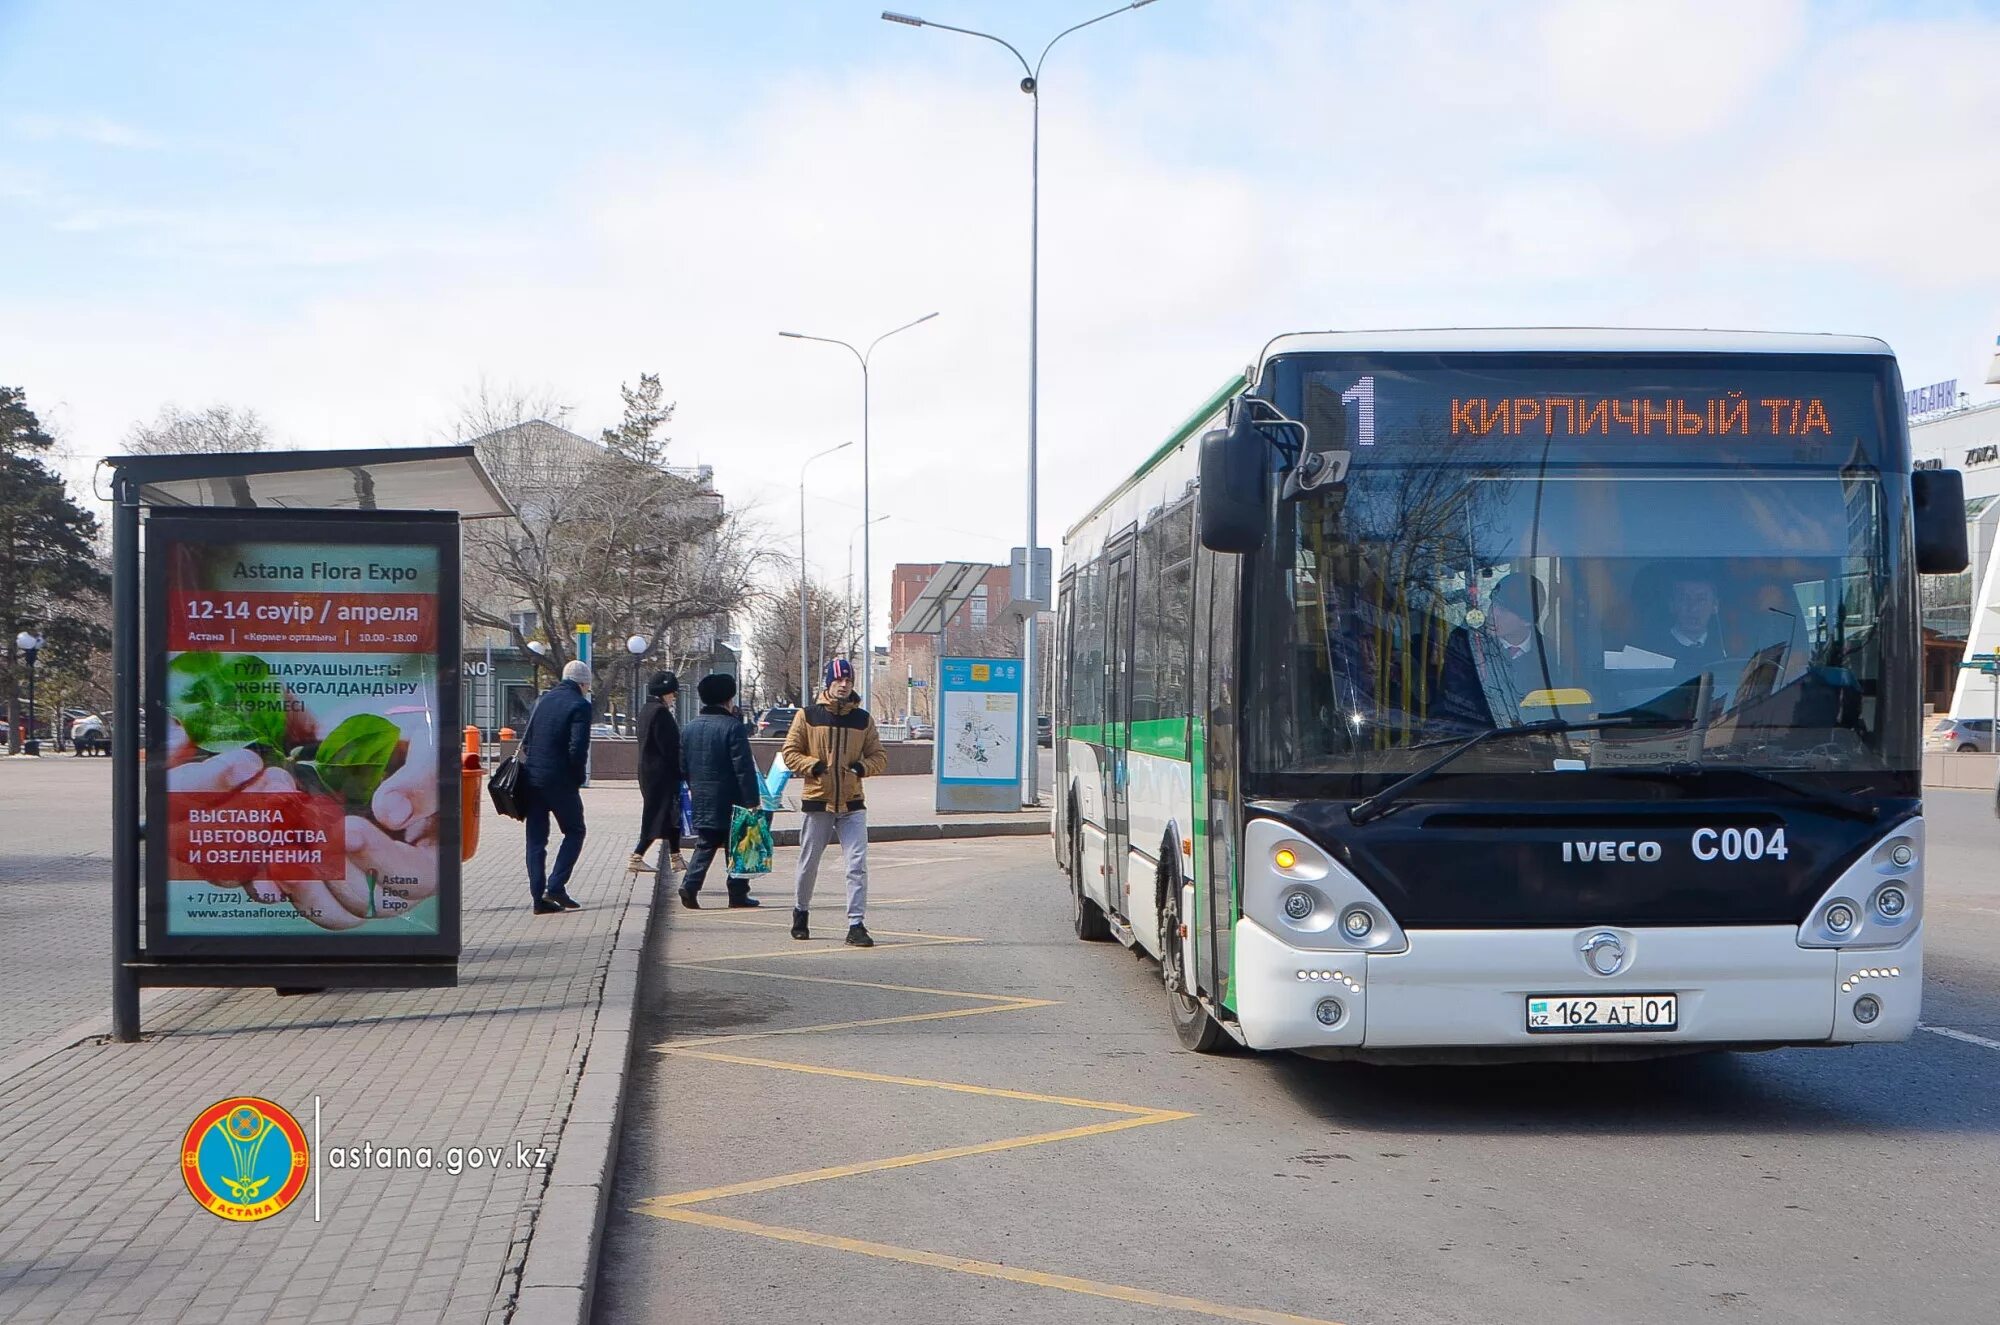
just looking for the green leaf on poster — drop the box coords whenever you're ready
[166,652,290,753]
[313,713,402,810]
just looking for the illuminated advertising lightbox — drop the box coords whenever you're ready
[144,510,461,960]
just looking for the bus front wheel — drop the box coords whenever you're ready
[1069,829,1111,942]
[1161,882,1225,1053]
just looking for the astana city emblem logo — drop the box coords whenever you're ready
[181,1096,309,1221]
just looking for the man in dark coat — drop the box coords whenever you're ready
[677,672,762,909]
[1429,573,1557,736]
[629,670,686,876]
[522,660,594,914]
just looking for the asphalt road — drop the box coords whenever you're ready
[599,792,2000,1325]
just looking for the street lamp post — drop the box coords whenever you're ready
[780,311,938,712]
[15,631,42,756]
[627,634,649,734]
[798,441,854,705]
[845,514,891,691]
[884,1,1155,807]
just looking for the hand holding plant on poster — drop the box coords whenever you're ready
[165,652,440,928]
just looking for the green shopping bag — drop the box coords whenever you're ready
[728,804,773,876]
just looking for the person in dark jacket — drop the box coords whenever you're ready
[629,670,687,876]
[677,672,762,909]
[522,660,595,914]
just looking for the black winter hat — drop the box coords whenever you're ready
[647,670,679,698]
[696,673,737,706]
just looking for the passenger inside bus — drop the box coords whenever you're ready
[1623,567,1728,670]
[1429,572,1559,734]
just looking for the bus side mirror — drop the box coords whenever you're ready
[1199,415,1267,553]
[1912,468,1968,574]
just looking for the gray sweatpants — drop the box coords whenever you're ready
[794,809,868,925]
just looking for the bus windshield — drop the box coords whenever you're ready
[1245,356,1914,791]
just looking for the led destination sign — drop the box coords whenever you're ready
[1297,361,1884,457]
[1448,394,1834,439]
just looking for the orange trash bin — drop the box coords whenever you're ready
[460,726,484,861]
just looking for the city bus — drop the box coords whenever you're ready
[1052,329,1968,1058]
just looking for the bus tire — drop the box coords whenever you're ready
[1070,829,1111,942]
[1161,874,1224,1053]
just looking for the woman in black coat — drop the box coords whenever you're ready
[629,671,687,874]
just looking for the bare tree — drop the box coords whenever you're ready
[751,578,860,706]
[123,404,270,455]
[455,383,773,696]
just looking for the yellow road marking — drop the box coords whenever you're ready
[642,918,1337,1325]
[636,1111,1178,1212]
[672,913,985,943]
[656,1209,1349,1325]
[660,999,1045,1050]
[665,1047,1183,1115]
[660,961,1044,1004]
[673,935,976,962]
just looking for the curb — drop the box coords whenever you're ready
[770,821,1049,847]
[511,854,657,1325]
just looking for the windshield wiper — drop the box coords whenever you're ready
[1348,718,1656,826]
[1599,763,1880,822]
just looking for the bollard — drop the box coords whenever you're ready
[461,726,484,861]
[498,726,515,743]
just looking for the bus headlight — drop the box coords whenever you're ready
[1853,995,1881,1025]
[1341,909,1375,940]
[1314,998,1344,1026]
[1283,891,1314,921]
[1824,903,1856,936]
[1875,887,1908,919]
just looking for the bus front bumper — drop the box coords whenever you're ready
[1232,917,1922,1058]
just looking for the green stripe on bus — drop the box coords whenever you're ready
[1128,717,1190,757]
[1065,724,1104,745]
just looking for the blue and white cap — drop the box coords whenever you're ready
[823,658,855,687]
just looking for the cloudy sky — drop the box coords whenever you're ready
[4,0,1997,643]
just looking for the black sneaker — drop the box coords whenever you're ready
[726,896,761,909]
[548,891,581,911]
[791,910,810,941]
[845,923,874,948]
[678,888,699,909]
[532,898,563,915]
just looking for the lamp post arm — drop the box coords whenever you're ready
[1036,1,1154,78]
[898,18,1031,77]
[864,311,941,365]
[780,331,865,370]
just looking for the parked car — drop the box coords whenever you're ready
[906,720,933,741]
[757,706,799,738]
[69,713,109,755]
[1930,716,1995,753]
[1036,715,1052,747]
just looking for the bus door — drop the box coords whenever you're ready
[1106,539,1136,918]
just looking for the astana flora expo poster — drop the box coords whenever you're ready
[146,511,459,955]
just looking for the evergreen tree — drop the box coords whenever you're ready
[1,387,110,752]
[599,373,674,468]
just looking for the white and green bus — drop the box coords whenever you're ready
[1053,329,1967,1059]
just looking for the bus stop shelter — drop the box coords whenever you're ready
[104,447,514,1041]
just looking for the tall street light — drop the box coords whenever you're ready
[780,310,938,711]
[798,440,854,704]
[844,514,892,685]
[884,1,1155,806]
[15,630,42,756]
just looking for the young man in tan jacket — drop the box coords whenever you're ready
[781,658,889,945]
